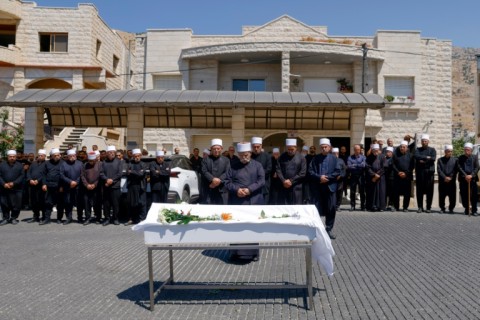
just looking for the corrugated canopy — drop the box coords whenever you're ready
[1,89,385,129]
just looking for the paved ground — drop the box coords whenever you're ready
[1,205,480,320]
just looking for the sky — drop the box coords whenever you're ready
[33,0,480,48]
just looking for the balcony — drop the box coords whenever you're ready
[0,45,17,66]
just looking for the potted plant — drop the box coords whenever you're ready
[337,78,353,93]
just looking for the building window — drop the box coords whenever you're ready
[0,25,16,47]
[153,75,182,90]
[39,33,68,52]
[232,79,266,91]
[385,77,414,99]
[113,55,120,74]
[96,39,102,59]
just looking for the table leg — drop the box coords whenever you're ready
[148,248,155,311]
[306,246,313,309]
[169,249,174,283]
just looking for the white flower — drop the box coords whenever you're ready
[157,210,167,224]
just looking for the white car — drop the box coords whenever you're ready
[165,155,200,203]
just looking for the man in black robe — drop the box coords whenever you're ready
[332,147,346,211]
[250,137,271,203]
[81,152,102,225]
[268,148,282,205]
[347,144,366,211]
[437,144,457,213]
[149,150,170,203]
[100,145,123,225]
[0,150,24,225]
[276,138,306,205]
[127,148,148,223]
[392,141,415,212]
[384,147,395,210]
[60,149,83,224]
[224,142,265,261]
[40,148,64,225]
[457,142,478,215]
[414,134,436,213]
[201,139,230,204]
[309,138,341,239]
[304,145,317,204]
[26,149,47,223]
[366,144,387,211]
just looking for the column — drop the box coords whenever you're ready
[281,51,290,93]
[23,107,44,154]
[126,107,144,149]
[231,107,245,143]
[350,108,366,152]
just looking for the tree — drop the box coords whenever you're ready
[452,136,475,157]
[0,109,24,158]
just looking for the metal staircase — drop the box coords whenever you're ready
[59,128,86,152]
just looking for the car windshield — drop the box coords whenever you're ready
[170,156,192,170]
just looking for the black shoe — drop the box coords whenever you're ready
[417,208,423,213]
[327,230,336,240]
[28,218,39,223]
[473,212,479,217]
[449,209,454,214]
[56,220,62,224]
[124,220,133,226]
[0,220,8,226]
[77,218,84,223]
[350,206,355,211]
[102,220,110,226]
[63,219,72,225]
[403,209,408,212]
[440,209,446,213]
[39,219,50,225]
[83,219,91,226]
[360,207,365,211]
[10,219,19,225]
[113,220,120,225]
[425,209,431,213]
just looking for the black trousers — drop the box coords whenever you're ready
[45,186,64,221]
[393,177,412,210]
[103,187,121,221]
[438,181,456,211]
[315,185,336,232]
[29,185,45,220]
[0,190,22,220]
[416,171,435,210]
[84,188,102,220]
[62,187,79,220]
[350,174,365,208]
[459,179,478,213]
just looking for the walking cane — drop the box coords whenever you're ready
[468,179,471,216]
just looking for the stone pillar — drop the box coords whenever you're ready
[23,107,44,154]
[231,107,245,143]
[281,51,290,92]
[12,68,25,124]
[350,109,366,152]
[72,69,84,89]
[126,108,144,149]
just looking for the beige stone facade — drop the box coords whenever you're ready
[136,15,452,154]
[0,0,133,152]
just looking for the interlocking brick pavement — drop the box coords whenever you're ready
[0,207,480,319]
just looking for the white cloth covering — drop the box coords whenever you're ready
[133,203,335,276]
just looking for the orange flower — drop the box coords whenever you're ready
[221,213,232,221]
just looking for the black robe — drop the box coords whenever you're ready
[224,159,265,205]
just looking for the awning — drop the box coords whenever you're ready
[1,89,385,129]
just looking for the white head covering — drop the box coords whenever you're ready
[236,142,252,153]
[107,145,116,152]
[372,144,380,150]
[50,148,60,155]
[464,142,473,149]
[386,147,394,152]
[211,139,222,147]
[272,147,280,153]
[400,141,408,146]
[302,145,309,151]
[38,149,47,155]
[67,149,76,156]
[156,150,165,157]
[6,150,16,156]
[319,138,331,146]
[421,134,430,141]
[132,148,141,155]
[251,137,262,145]
[87,152,96,160]
[94,150,100,156]
[202,148,210,155]
[285,138,297,146]
[444,145,453,151]
[332,148,339,153]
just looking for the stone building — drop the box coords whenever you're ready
[135,15,452,154]
[0,0,133,152]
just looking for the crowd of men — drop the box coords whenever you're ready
[0,134,478,243]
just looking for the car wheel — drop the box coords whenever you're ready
[182,188,191,203]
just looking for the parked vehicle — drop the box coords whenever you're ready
[165,155,200,203]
